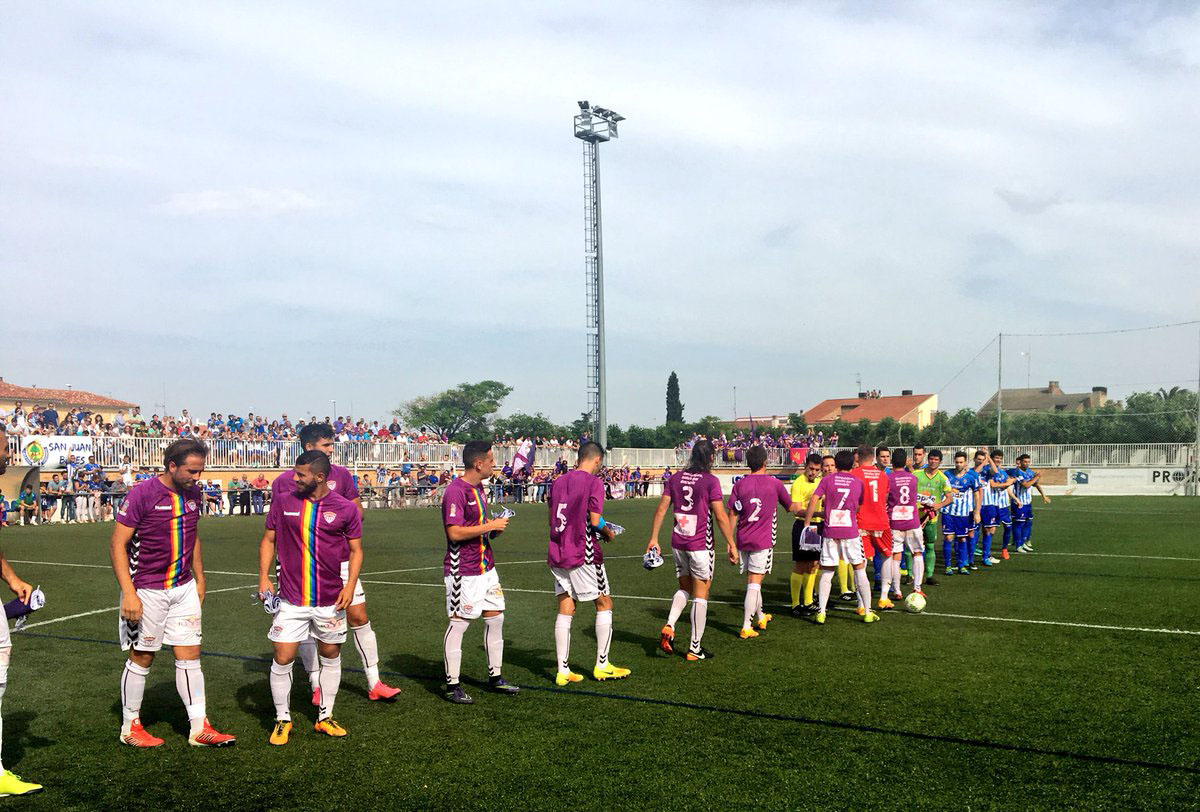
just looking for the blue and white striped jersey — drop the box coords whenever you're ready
[942,470,980,517]
[981,465,1012,507]
[1009,468,1036,506]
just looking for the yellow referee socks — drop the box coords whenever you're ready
[790,572,803,608]
[803,571,816,606]
[837,561,850,595]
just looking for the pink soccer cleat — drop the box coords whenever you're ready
[368,681,402,701]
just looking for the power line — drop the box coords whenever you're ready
[1003,319,1200,338]
[937,336,997,394]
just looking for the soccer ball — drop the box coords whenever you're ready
[903,592,927,613]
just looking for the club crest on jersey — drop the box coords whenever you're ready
[186,500,197,512]
[327,480,338,489]
[323,511,337,524]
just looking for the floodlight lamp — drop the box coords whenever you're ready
[578,100,590,110]
[609,111,625,122]
[592,106,609,116]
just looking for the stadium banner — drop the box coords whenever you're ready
[21,436,93,469]
[512,438,536,474]
[1065,467,1196,496]
[789,449,806,466]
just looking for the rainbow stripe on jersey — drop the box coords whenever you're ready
[300,499,320,606]
[475,485,488,574]
[162,491,187,589]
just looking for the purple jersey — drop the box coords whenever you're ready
[116,478,203,590]
[728,474,792,552]
[887,470,921,531]
[271,463,360,503]
[547,469,605,568]
[267,488,361,607]
[812,472,863,539]
[666,471,723,552]
[442,477,495,576]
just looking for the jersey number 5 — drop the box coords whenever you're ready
[554,502,568,533]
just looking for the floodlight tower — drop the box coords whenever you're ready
[574,100,624,448]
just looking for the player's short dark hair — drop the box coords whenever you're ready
[821,454,835,464]
[856,444,874,463]
[805,453,822,467]
[954,451,968,461]
[299,422,334,448]
[463,440,492,470]
[991,449,1004,459]
[747,446,768,471]
[834,449,854,471]
[164,439,207,469]
[913,443,925,452]
[578,441,604,463]
[686,439,716,474]
[1017,453,1031,463]
[928,449,943,460]
[973,449,986,459]
[296,449,331,476]
[875,445,889,457]
[892,449,907,468]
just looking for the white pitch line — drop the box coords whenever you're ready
[358,579,1200,636]
[1030,552,1200,562]
[7,560,258,577]
[360,554,643,577]
[19,584,256,630]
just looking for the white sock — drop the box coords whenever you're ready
[299,637,319,690]
[854,567,873,611]
[121,660,150,725]
[270,660,293,722]
[175,659,206,733]
[912,554,924,591]
[443,618,469,685]
[595,609,613,669]
[317,655,341,721]
[483,614,504,678]
[350,623,381,688]
[742,583,761,629]
[879,558,892,602]
[666,589,689,628]
[818,569,834,612]
[554,614,573,674]
[689,598,708,654]
[0,681,5,770]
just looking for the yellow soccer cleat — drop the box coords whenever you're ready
[314,718,348,738]
[593,663,631,681]
[738,627,760,639]
[0,770,42,797]
[268,720,292,746]
[863,611,881,624]
[877,598,895,611]
[754,613,772,631]
[814,612,827,625]
[555,671,584,686]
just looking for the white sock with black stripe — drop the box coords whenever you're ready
[594,609,612,669]
[443,618,469,685]
[121,660,150,728]
[175,659,206,734]
[350,622,381,688]
[742,583,760,630]
[483,614,505,678]
[317,655,341,721]
[666,590,689,628]
[270,660,293,722]
[689,599,708,653]
[554,614,573,674]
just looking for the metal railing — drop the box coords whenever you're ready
[5,436,1195,471]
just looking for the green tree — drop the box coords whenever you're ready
[568,412,595,441]
[395,380,512,442]
[492,412,562,440]
[787,412,808,434]
[666,372,684,424]
[605,424,627,448]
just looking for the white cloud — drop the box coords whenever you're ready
[157,188,320,216]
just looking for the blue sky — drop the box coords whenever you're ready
[3,1,1198,426]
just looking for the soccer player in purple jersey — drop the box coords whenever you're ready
[441,441,518,704]
[259,451,363,743]
[0,427,42,796]
[110,439,236,748]
[886,449,925,598]
[274,424,401,704]
[727,446,797,638]
[645,439,734,662]
[547,441,630,685]
[802,449,879,624]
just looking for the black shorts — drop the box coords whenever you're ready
[791,520,821,562]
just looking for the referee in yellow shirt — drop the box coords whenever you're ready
[788,453,825,616]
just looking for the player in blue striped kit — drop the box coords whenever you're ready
[941,452,981,576]
[1009,453,1050,554]
[979,450,1014,567]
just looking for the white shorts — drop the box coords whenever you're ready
[739,548,774,575]
[119,580,202,652]
[551,563,610,603]
[819,537,865,568]
[894,528,925,555]
[0,616,10,679]
[673,547,715,581]
[269,600,347,644]
[446,568,505,619]
[339,560,367,607]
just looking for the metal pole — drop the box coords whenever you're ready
[996,333,1003,446]
[733,386,737,421]
[595,148,607,450]
[1194,327,1200,495]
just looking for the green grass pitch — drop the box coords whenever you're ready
[0,496,1197,810]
